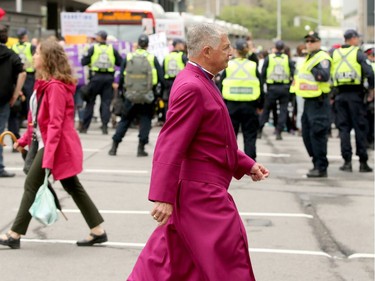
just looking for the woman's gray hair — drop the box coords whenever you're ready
[187,22,228,58]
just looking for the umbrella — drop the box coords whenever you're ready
[0,131,68,221]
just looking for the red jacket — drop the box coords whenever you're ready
[18,79,83,180]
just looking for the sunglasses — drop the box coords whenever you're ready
[305,39,317,43]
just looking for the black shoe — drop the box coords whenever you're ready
[76,232,108,246]
[0,170,15,178]
[102,125,108,135]
[306,169,327,178]
[0,233,20,249]
[79,128,87,134]
[276,133,282,140]
[359,162,373,173]
[108,141,119,156]
[137,143,148,157]
[339,161,352,172]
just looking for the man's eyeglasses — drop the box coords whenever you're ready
[305,39,317,43]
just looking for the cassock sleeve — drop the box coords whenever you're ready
[148,82,204,204]
[233,150,256,180]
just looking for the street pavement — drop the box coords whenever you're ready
[0,120,373,281]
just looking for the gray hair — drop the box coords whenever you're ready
[187,23,228,58]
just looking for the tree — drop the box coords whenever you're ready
[219,0,339,40]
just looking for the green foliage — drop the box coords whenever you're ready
[218,0,339,40]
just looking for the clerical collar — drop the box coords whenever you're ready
[188,61,215,80]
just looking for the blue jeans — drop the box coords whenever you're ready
[0,103,11,172]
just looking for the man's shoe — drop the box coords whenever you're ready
[306,169,327,178]
[101,125,108,135]
[276,133,282,140]
[0,170,15,178]
[108,141,119,156]
[76,232,108,246]
[359,162,373,173]
[0,233,20,249]
[339,161,352,172]
[137,143,148,157]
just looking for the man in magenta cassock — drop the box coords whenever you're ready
[127,23,269,281]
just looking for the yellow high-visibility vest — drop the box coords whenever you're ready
[295,50,332,98]
[12,42,34,72]
[125,49,158,85]
[266,54,290,84]
[331,46,361,86]
[222,58,260,101]
[90,44,116,72]
[164,51,185,79]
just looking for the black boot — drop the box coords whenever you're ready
[359,162,373,173]
[102,124,108,135]
[339,161,352,172]
[108,141,119,156]
[137,143,148,157]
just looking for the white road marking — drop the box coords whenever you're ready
[61,209,313,219]
[348,253,375,259]
[258,152,291,158]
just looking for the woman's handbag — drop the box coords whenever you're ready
[23,132,38,174]
[23,92,44,175]
[29,169,58,226]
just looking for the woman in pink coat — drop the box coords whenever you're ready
[127,23,269,281]
[0,39,107,249]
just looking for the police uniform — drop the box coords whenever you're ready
[295,32,332,177]
[80,30,122,134]
[331,29,374,172]
[162,38,188,122]
[259,40,294,140]
[220,39,262,160]
[109,34,165,157]
[9,28,35,138]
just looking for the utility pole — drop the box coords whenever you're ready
[277,0,281,39]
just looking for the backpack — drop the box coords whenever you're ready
[124,52,154,104]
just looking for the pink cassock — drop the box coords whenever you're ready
[127,63,257,281]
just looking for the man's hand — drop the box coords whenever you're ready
[249,163,269,181]
[9,91,22,107]
[151,202,173,226]
[367,89,374,102]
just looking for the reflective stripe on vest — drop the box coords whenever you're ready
[332,46,361,86]
[90,44,115,72]
[222,58,260,101]
[125,49,158,85]
[295,50,332,98]
[289,58,306,93]
[12,42,34,72]
[164,51,185,79]
[266,54,290,84]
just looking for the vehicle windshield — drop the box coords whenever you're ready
[99,24,144,43]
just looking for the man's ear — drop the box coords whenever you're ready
[202,46,211,59]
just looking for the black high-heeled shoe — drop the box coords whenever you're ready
[76,232,108,246]
[0,233,20,249]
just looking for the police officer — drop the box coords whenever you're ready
[108,34,165,157]
[219,38,263,160]
[81,30,122,134]
[259,40,294,140]
[331,30,374,172]
[10,28,35,137]
[161,38,188,123]
[294,31,331,178]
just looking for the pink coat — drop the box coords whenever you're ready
[128,63,257,281]
[18,79,83,180]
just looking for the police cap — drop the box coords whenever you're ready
[304,31,321,41]
[344,29,360,40]
[275,40,284,51]
[172,38,184,47]
[96,30,108,40]
[138,34,149,48]
[17,27,28,39]
[235,38,248,51]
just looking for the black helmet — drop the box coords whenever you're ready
[138,34,149,48]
